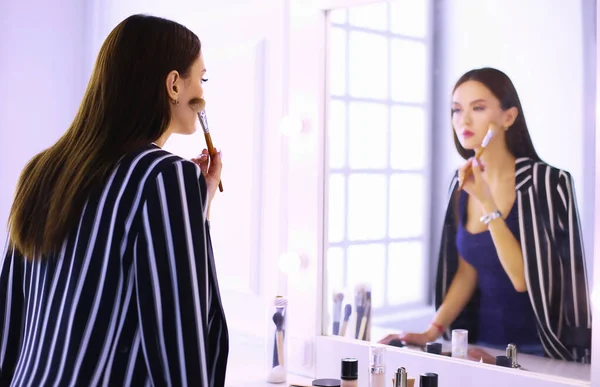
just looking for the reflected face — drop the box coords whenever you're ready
[168,53,208,135]
[451,80,506,150]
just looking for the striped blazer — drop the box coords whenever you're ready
[0,144,229,386]
[434,157,592,363]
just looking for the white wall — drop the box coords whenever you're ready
[0,0,89,240]
[430,0,595,282]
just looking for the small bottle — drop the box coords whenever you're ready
[341,358,358,387]
[369,346,385,387]
[419,373,438,387]
[425,342,442,355]
[394,367,408,387]
[495,355,511,368]
[451,329,468,359]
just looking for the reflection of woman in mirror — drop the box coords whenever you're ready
[380,67,592,362]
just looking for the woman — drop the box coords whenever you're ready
[0,14,228,386]
[381,67,592,363]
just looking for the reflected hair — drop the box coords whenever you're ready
[451,67,542,162]
[8,14,201,259]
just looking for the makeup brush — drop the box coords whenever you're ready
[354,286,366,339]
[332,292,344,335]
[364,291,372,341]
[340,304,352,337]
[273,312,285,366]
[358,297,371,341]
[458,127,494,191]
[272,296,288,367]
[194,99,223,192]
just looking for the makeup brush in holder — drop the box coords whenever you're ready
[267,296,287,384]
[354,284,372,341]
[332,291,344,335]
[339,304,352,337]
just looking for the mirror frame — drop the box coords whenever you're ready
[283,0,599,385]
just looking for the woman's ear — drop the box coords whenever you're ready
[165,70,181,101]
[503,107,519,129]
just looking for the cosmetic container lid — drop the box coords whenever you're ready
[425,342,442,355]
[419,373,438,387]
[312,378,341,387]
[369,345,385,368]
[341,358,358,380]
[496,355,511,367]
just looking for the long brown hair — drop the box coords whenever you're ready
[452,67,542,162]
[8,14,201,259]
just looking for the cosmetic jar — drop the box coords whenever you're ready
[425,342,442,355]
[419,372,438,387]
[312,379,341,387]
[451,329,468,359]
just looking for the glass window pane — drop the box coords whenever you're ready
[390,39,426,103]
[348,173,387,240]
[390,0,428,38]
[348,102,388,169]
[329,27,347,96]
[329,8,348,24]
[387,242,425,305]
[347,243,386,308]
[328,100,346,169]
[328,174,346,243]
[348,2,388,31]
[389,173,425,238]
[326,246,345,298]
[390,106,426,170]
[348,31,388,99]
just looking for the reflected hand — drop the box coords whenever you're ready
[458,157,494,210]
[378,327,439,347]
[467,347,496,364]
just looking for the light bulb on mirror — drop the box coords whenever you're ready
[280,115,305,136]
[278,252,307,275]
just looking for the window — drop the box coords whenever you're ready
[324,0,432,317]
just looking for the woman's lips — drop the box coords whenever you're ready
[462,130,474,138]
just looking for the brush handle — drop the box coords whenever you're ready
[354,307,364,339]
[332,321,340,335]
[340,320,348,337]
[358,315,368,341]
[203,132,224,192]
[276,330,284,366]
[458,146,485,190]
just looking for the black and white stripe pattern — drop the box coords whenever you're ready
[435,157,592,363]
[0,144,229,386]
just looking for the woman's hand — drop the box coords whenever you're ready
[191,148,223,206]
[458,157,495,211]
[378,326,440,347]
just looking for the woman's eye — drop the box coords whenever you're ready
[473,106,485,111]
[202,78,209,83]
[451,108,461,114]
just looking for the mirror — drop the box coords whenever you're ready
[322,0,596,381]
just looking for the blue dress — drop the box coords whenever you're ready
[455,190,543,354]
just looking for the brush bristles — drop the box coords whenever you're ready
[333,292,344,303]
[481,128,493,147]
